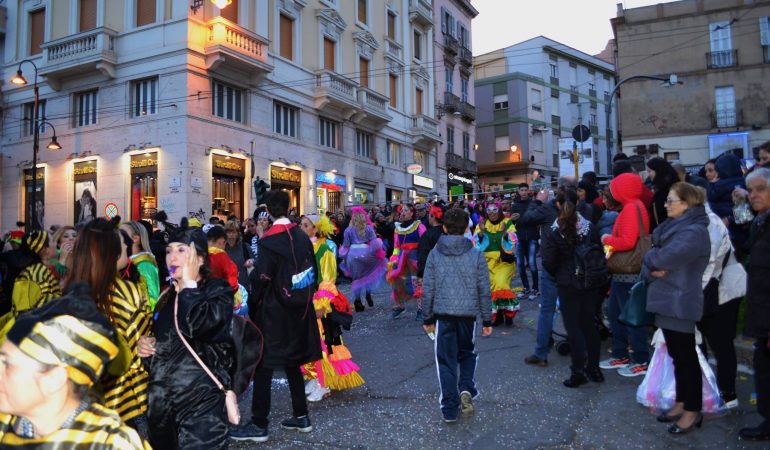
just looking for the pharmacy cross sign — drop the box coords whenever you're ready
[104,202,119,219]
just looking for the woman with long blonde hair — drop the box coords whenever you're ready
[339,207,387,311]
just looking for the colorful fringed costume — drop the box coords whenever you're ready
[474,216,519,322]
[386,220,426,307]
[303,217,364,391]
[129,252,160,311]
[339,207,387,300]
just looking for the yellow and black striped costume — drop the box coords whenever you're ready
[0,402,150,449]
[99,278,153,422]
[11,262,62,315]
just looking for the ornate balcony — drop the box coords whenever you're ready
[443,92,461,113]
[459,46,472,67]
[384,37,403,62]
[409,0,433,27]
[711,108,742,129]
[203,17,272,78]
[314,69,360,116]
[707,49,738,69]
[460,101,475,121]
[444,34,459,56]
[410,114,441,147]
[446,152,477,173]
[39,27,117,90]
[357,87,392,128]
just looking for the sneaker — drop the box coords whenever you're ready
[306,384,330,402]
[391,307,406,319]
[229,423,269,443]
[599,357,630,370]
[442,412,458,423]
[516,289,530,299]
[722,392,739,410]
[304,379,319,395]
[618,362,648,377]
[460,391,474,415]
[524,355,548,367]
[281,415,312,433]
[414,309,424,322]
[528,290,540,300]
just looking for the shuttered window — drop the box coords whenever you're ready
[357,0,367,25]
[29,9,45,56]
[80,0,97,31]
[359,58,369,88]
[136,0,156,27]
[389,74,397,108]
[415,88,423,115]
[279,14,293,60]
[387,11,396,40]
[220,0,238,23]
[323,38,335,71]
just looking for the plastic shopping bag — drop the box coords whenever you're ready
[697,346,724,414]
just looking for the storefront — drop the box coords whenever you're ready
[412,174,434,204]
[130,153,158,221]
[270,165,301,213]
[447,170,474,200]
[385,187,403,203]
[23,167,45,229]
[211,154,245,221]
[353,181,376,206]
[73,160,97,226]
[316,171,345,215]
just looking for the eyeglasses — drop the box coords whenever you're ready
[664,198,684,206]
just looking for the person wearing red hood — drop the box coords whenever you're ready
[600,173,652,378]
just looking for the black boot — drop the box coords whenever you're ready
[492,310,504,327]
[585,367,605,383]
[563,368,588,388]
[354,299,365,312]
[365,292,374,307]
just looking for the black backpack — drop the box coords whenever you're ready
[572,237,610,290]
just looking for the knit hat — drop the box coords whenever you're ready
[6,283,119,386]
[169,226,208,256]
[257,211,271,220]
[23,230,48,254]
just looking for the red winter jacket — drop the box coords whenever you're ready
[603,173,650,252]
[208,248,239,292]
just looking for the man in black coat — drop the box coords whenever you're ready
[511,183,540,299]
[232,191,322,443]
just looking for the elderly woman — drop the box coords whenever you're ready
[739,167,770,441]
[642,182,710,435]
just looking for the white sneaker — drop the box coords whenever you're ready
[304,379,319,395]
[724,398,739,409]
[306,384,331,402]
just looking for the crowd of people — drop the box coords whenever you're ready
[0,141,769,447]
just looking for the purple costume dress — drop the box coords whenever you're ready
[339,225,388,299]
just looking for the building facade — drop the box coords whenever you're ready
[433,0,477,200]
[473,36,616,191]
[612,0,770,168]
[0,0,442,231]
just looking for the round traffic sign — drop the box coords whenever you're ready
[572,125,591,143]
[104,202,119,219]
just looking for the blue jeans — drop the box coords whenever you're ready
[608,280,650,364]
[517,239,539,291]
[533,269,558,360]
[434,319,479,418]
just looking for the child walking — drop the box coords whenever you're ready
[422,208,493,423]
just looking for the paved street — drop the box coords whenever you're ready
[232,280,766,450]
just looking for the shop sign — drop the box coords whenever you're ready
[406,164,423,175]
[271,166,302,185]
[130,157,158,169]
[447,171,473,186]
[130,153,158,174]
[316,171,346,187]
[413,174,434,189]
[212,154,245,177]
[23,169,45,181]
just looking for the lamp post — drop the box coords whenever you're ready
[11,60,42,230]
[605,74,681,171]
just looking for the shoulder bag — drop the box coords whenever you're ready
[607,205,652,274]
[619,278,653,327]
[174,294,241,425]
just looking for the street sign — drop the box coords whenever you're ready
[572,125,591,143]
[406,164,423,175]
[104,202,119,219]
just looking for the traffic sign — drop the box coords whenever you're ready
[104,202,119,219]
[572,125,591,143]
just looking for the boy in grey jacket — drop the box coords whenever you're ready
[422,208,493,423]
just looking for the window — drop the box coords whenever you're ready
[531,89,542,111]
[550,63,558,78]
[493,94,508,111]
[461,77,469,103]
[131,77,158,117]
[495,136,509,152]
[279,14,294,60]
[589,113,597,127]
[389,74,398,108]
[136,0,155,27]
[357,0,367,25]
[356,130,372,158]
[714,86,736,128]
[532,133,543,152]
[23,100,46,136]
[462,132,470,159]
[414,149,426,167]
[445,67,453,94]
[446,126,455,154]
[441,8,455,36]
[359,58,369,88]
[29,9,45,56]
[220,0,238,23]
[413,30,422,61]
[75,90,98,127]
[415,88,423,115]
[709,21,734,67]
[80,0,97,31]
[323,37,335,71]
[569,65,578,88]
[273,102,298,137]
[551,97,559,115]
[458,24,469,48]
[319,118,338,149]
[387,11,397,40]
[588,82,596,92]
[387,141,400,166]
[212,80,244,122]
[759,17,769,61]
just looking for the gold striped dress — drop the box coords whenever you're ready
[11,262,62,315]
[100,278,153,422]
[0,401,150,449]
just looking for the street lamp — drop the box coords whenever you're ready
[190,0,232,13]
[605,74,682,169]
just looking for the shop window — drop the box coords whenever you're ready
[73,160,97,226]
[274,101,298,137]
[211,154,245,220]
[75,90,98,127]
[24,168,45,230]
[212,80,244,122]
[130,153,158,221]
[23,100,46,136]
[131,77,158,117]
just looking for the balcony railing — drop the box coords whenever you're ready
[204,17,272,74]
[411,114,441,146]
[409,0,432,26]
[314,69,359,110]
[460,101,475,121]
[588,89,597,98]
[444,92,461,112]
[357,87,392,126]
[459,46,472,67]
[384,37,403,61]
[39,27,117,88]
[550,76,559,86]
[444,35,459,56]
[712,109,742,128]
[707,49,738,69]
[446,152,477,173]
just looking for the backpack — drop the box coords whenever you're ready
[572,237,610,290]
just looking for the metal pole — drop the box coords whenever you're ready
[31,77,39,230]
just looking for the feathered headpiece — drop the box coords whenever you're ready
[311,214,335,239]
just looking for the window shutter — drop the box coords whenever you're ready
[389,75,397,108]
[441,8,446,34]
[415,89,423,115]
[136,0,156,27]
[279,14,293,59]
[80,0,97,31]
[29,9,45,55]
[359,58,369,88]
[761,17,770,46]
[324,38,335,71]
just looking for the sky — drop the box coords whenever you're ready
[472,0,681,56]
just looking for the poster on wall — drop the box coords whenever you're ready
[75,180,97,226]
[558,138,593,178]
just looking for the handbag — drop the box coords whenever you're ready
[608,205,652,274]
[174,294,241,425]
[619,279,653,327]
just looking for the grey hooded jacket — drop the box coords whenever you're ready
[422,235,493,327]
